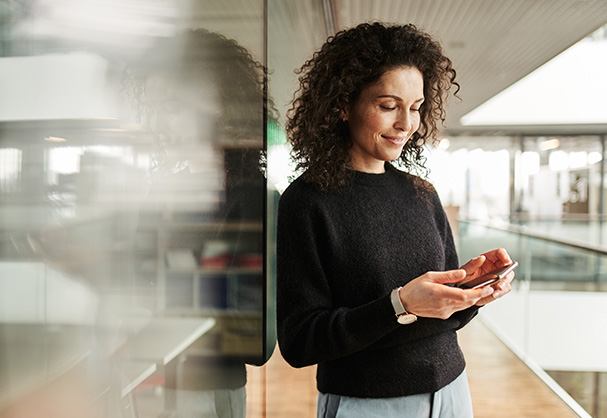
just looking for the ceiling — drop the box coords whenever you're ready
[266,0,607,136]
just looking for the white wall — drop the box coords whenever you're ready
[0,53,119,121]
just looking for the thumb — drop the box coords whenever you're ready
[429,269,466,285]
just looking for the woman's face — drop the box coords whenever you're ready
[145,72,221,168]
[343,66,424,173]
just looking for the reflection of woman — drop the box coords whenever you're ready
[277,22,514,417]
[123,29,271,418]
[123,29,269,217]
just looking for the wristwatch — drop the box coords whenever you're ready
[390,287,417,325]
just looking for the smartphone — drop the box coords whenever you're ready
[456,261,518,289]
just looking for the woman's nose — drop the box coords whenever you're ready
[394,111,412,132]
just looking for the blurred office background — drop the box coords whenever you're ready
[1,1,607,417]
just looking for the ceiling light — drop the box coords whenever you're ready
[437,138,451,151]
[539,138,560,151]
[44,136,67,142]
[588,151,602,165]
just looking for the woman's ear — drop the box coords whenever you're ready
[340,104,350,122]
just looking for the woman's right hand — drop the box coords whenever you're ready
[398,269,494,319]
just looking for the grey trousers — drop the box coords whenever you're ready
[317,370,474,418]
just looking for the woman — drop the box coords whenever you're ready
[276,22,514,418]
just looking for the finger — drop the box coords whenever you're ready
[475,285,495,300]
[428,269,466,284]
[496,271,515,291]
[495,279,512,294]
[482,248,512,265]
[497,248,513,264]
[460,255,485,274]
[455,284,494,304]
[475,286,498,305]
[486,279,513,301]
[494,248,513,265]
[503,271,515,284]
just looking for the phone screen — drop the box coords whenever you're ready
[456,261,518,289]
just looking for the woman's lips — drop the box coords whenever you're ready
[382,135,408,145]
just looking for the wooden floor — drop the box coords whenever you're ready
[245,319,580,418]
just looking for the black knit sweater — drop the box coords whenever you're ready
[276,163,479,398]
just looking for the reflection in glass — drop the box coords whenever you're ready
[0,2,269,418]
[122,28,269,417]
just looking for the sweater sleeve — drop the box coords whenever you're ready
[276,186,400,368]
[431,190,480,328]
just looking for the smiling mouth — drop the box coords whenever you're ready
[382,135,408,145]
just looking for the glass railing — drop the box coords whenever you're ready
[459,220,607,291]
[458,220,607,418]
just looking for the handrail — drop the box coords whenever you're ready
[480,315,593,418]
[459,219,607,256]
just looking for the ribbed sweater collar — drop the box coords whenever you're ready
[348,163,397,187]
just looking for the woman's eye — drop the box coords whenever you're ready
[380,105,396,110]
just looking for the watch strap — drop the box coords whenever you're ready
[390,287,417,325]
[390,286,406,315]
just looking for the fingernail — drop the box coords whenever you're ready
[480,289,491,298]
[493,291,502,298]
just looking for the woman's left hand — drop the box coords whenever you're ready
[459,248,515,306]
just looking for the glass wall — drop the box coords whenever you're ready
[0,1,270,417]
[427,134,607,417]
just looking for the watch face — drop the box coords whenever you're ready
[397,314,417,325]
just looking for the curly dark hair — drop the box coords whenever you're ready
[122,29,275,176]
[287,22,459,191]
